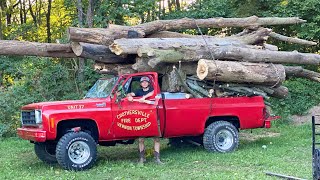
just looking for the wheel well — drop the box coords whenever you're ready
[56,119,99,141]
[205,116,240,129]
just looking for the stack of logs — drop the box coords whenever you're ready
[1,16,319,99]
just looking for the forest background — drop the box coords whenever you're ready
[1,0,320,137]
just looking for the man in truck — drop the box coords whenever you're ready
[127,76,163,165]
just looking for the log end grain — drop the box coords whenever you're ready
[109,43,123,55]
[71,42,83,56]
[197,59,209,80]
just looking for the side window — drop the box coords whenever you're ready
[131,80,141,93]
[126,75,154,95]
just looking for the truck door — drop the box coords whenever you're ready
[111,74,161,139]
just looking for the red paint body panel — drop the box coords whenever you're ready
[17,72,278,143]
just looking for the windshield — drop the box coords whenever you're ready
[85,77,118,98]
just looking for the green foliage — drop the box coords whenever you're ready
[269,78,320,123]
[164,0,233,19]
[0,57,100,137]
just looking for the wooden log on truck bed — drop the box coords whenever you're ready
[71,42,134,63]
[132,57,197,75]
[94,63,136,75]
[68,16,305,44]
[197,59,286,86]
[0,40,76,58]
[109,32,271,56]
[137,45,320,67]
[284,66,320,82]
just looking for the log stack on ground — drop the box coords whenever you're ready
[0,16,319,99]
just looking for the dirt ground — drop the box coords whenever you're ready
[291,105,320,125]
[240,131,281,142]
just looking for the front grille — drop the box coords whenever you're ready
[21,111,36,125]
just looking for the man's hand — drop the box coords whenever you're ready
[128,96,133,102]
[138,96,146,103]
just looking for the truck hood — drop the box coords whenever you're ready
[21,98,111,110]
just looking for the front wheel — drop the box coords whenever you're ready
[56,131,97,171]
[34,142,57,164]
[203,121,239,153]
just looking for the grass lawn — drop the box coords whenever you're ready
[0,123,313,180]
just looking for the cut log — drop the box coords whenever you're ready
[0,40,76,58]
[284,66,320,82]
[137,45,320,67]
[267,86,289,99]
[110,30,271,56]
[68,16,305,44]
[173,66,201,98]
[263,44,278,51]
[94,63,136,75]
[161,68,186,92]
[71,42,134,63]
[132,57,197,75]
[270,32,317,46]
[197,59,286,86]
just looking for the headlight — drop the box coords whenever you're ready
[35,110,42,124]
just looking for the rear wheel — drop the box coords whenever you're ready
[56,131,97,171]
[34,142,57,164]
[203,121,239,153]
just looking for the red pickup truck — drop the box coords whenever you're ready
[17,72,277,171]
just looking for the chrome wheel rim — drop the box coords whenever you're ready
[215,129,234,150]
[68,141,90,164]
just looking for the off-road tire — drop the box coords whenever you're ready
[56,131,97,171]
[34,142,57,164]
[203,121,239,153]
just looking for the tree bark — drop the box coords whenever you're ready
[284,66,320,82]
[147,28,270,45]
[0,40,76,58]
[94,63,136,75]
[109,30,271,56]
[132,57,197,75]
[86,0,94,28]
[46,0,52,43]
[68,16,304,44]
[0,5,3,39]
[136,45,320,67]
[270,32,317,46]
[71,42,134,63]
[28,0,37,25]
[197,59,286,86]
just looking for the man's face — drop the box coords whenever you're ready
[140,81,149,88]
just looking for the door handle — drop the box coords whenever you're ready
[96,102,106,107]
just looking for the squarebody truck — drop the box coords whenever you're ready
[17,72,278,170]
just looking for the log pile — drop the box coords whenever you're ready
[1,16,320,99]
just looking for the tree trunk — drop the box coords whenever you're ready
[0,6,3,39]
[76,0,85,81]
[270,32,317,46]
[136,45,320,67]
[264,86,288,99]
[132,57,197,75]
[46,0,52,43]
[71,42,134,63]
[68,16,304,44]
[94,63,136,75]
[284,66,320,82]
[109,30,271,56]
[86,0,94,28]
[175,0,180,11]
[161,68,186,92]
[197,59,286,86]
[0,40,76,58]
[28,0,37,25]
